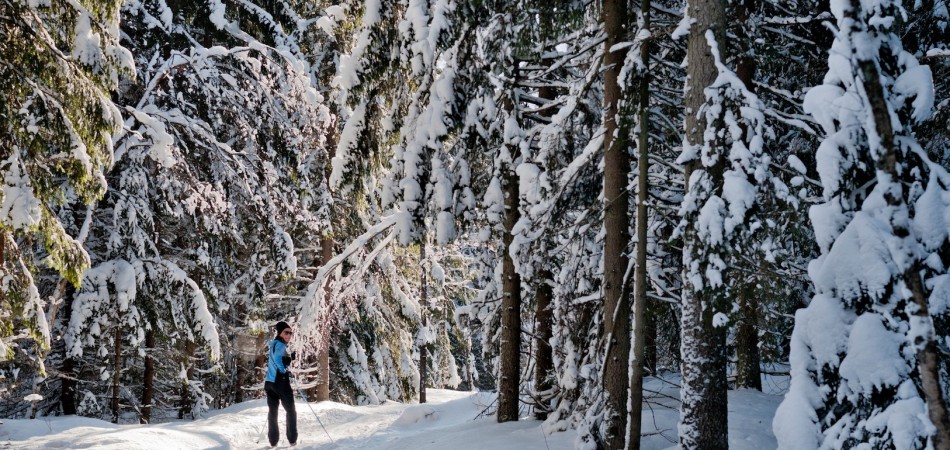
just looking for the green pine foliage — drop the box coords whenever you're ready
[0,0,131,357]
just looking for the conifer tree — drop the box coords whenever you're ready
[677,0,775,446]
[775,0,950,446]
[0,0,131,359]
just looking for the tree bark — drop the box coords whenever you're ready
[906,266,950,449]
[140,329,155,423]
[734,284,761,390]
[629,1,652,445]
[59,284,77,415]
[732,0,762,392]
[61,355,76,415]
[532,83,557,422]
[0,231,4,309]
[644,301,657,375]
[316,236,333,402]
[178,340,195,419]
[497,162,523,422]
[854,25,950,445]
[419,243,428,404]
[534,272,554,420]
[111,321,123,423]
[602,0,633,446]
[680,0,729,446]
[255,331,266,390]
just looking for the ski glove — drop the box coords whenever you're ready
[282,351,295,367]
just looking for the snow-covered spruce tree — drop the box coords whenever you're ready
[627,0,689,380]
[380,0,472,404]
[720,0,829,387]
[297,0,480,405]
[629,0,654,443]
[774,0,950,447]
[475,9,529,421]
[677,0,727,447]
[63,0,333,421]
[0,0,131,362]
[902,0,950,403]
[690,0,821,394]
[676,0,773,445]
[502,1,670,445]
[470,0,611,429]
[297,0,415,404]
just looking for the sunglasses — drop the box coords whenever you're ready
[282,330,294,336]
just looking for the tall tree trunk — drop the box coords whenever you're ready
[255,331,266,388]
[628,1,652,445]
[111,321,123,423]
[140,329,156,423]
[906,267,950,448]
[644,299,657,375]
[29,372,40,419]
[732,0,762,394]
[0,231,4,310]
[854,33,950,446]
[534,272,554,420]
[59,283,77,415]
[680,0,728,446]
[178,340,195,419]
[234,333,247,404]
[315,94,340,404]
[419,243,428,404]
[61,355,76,415]
[316,236,333,402]
[497,161,523,422]
[602,0,633,446]
[532,83,557,422]
[734,284,761,390]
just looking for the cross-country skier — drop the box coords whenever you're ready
[265,321,297,447]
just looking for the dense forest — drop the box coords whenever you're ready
[1,0,948,448]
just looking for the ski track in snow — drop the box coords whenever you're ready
[1,383,784,449]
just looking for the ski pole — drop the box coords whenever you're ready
[255,417,266,444]
[291,375,335,445]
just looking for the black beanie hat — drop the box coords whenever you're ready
[275,321,290,336]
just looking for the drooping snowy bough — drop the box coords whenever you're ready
[774,0,950,448]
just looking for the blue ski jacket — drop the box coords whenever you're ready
[265,338,290,382]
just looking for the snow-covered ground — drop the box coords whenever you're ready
[1,378,785,449]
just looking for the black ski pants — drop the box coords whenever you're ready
[265,378,297,446]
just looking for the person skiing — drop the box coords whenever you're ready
[265,321,297,447]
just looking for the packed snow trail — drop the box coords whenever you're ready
[1,383,782,449]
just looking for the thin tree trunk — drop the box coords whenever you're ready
[644,304,657,375]
[732,0,762,392]
[29,373,40,419]
[628,2,652,445]
[906,266,950,449]
[497,159,523,423]
[255,331,266,387]
[317,236,333,402]
[315,93,340,404]
[734,284,761,390]
[59,282,77,416]
[680,0,728,446]
[61,355,76,415]
[419,243,428,404]
[603,0,633,446]
[854,27,950,444]
[140,329,155,423]
[178,340,195,419]
[534,273,554,420]
[531,83,557,423]
[0,231,4,309]
[111,322,123,423]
